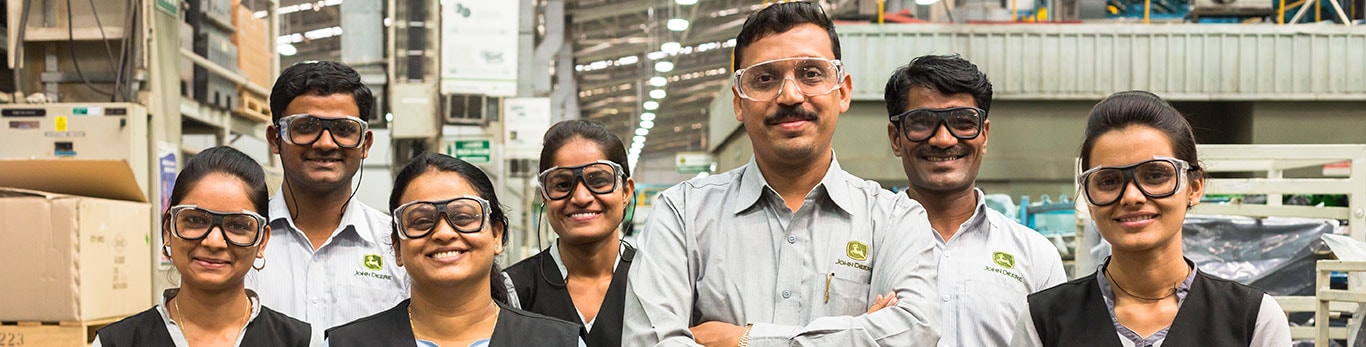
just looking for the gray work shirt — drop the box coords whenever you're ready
[90,289,324,347]
[921,189,1066,347]
[623,156,940,346]
[245,190,409,329]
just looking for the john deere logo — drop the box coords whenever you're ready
[846,241,869,261]
[993,251,1016,269]
[363,254,383,270]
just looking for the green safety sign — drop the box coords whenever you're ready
[447,140,491,164]
[156,0,177,15]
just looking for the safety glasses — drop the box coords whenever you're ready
[889,106,986,142]
[276,114,368,148]
[167,205,267,247]
[536,160,624,201]
[392,196,491,239]
[733,57,845,102]
[1078,156,1192,206]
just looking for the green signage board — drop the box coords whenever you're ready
[156,0,177,16]
[447,139,491,164]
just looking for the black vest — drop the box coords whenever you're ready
[96,306,313,347]
[1027,270,1264,347]
[503,243,635,347]
[325,299,583,347]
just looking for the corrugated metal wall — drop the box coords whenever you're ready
[839,24,1366,101]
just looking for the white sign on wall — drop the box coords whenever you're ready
[503,97,552,160]
[440,1,520,97]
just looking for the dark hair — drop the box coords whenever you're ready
[733,1,840,70]
[269,61,375,123]
[538,119,631,177]
[389,152,511,303]
[1079,90,1202,175]
[166,146,269,218]
[883,54,994,116]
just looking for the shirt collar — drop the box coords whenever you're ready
[732,151,856,215]
[959,188,991,236]
[268,189,376,244]
[548,239,624,280]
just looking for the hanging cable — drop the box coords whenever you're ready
[67,0,113,97]
[85,0,122,101]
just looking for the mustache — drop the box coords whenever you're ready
[915,146,969,158]
[763,106,818,126]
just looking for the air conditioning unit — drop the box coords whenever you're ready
[442,94,500,125]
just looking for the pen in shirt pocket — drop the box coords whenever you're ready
[824,272,833,303]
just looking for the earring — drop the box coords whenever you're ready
[252,256,266,271]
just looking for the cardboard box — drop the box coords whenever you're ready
[0,159,151,322]
[232,4,273,89]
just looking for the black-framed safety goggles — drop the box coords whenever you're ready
[890,106,986,142]
[276,114,368,148]
[536,160,625,201]
[392,196,491,239]
[167,205,267,247]
[1078,156,1192,207]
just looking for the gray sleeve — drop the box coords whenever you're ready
[622,192,702,346]
[1010,307,1044,347]
[1250,294,1292,347]
[746,196,940,346]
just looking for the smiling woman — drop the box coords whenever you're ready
[325,153,585,347]
[91,146,321,347]
[1011,91,1291,347]
[503,119,636,347]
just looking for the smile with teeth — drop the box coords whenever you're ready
[569,212,601,218]
[430,250,464,259]
[1117,215,1157,223]
[923,155,963,162]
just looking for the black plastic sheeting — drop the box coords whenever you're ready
[1092,215,1337,296]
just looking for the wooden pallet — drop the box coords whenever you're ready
[235,89,271,123]
[0,317,120,347]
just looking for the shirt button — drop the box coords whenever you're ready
[941,295,950,302]
[943,251,951,258]
[782,290,792,299]
[787,236,796,244]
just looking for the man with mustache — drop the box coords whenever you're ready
[882,54,1065,346]
[245,61,407,329]
[623,2,940,346]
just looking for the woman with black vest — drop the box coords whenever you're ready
[1011,91,1291,346]
[326,153,583,346]
[502,120,637,347]
[93,146,320,346]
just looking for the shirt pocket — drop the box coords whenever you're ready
[959,276,1029,342]
[825,266,873,315]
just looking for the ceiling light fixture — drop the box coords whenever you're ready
[654,61,674,73]
[643,101,659,110]
[650,89,667,99]
[667,18,689,31]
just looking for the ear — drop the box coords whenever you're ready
[622,177,637,206]
[732,86,744,123]
[361,130,374,159]
[266,125,282,155]
[1187,174,1205,208]
[257,226,271,257]
[980,119,991,155]
[837,72,853,113]
[887,123,902,157]
[493,222,506,255]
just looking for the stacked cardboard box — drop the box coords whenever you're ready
[0,160,152,323]
[233,4,273,91]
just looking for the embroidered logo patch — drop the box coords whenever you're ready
[846,241,869,261]
[363,254,383,270]
[993,251,1016,269]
